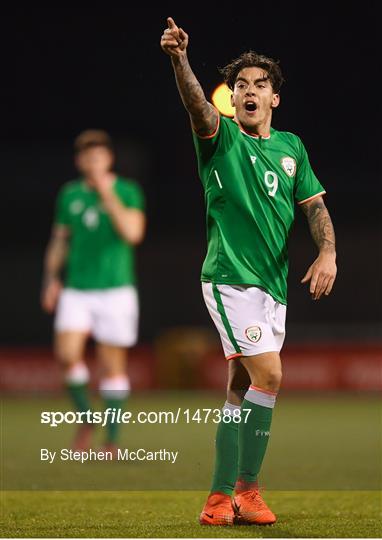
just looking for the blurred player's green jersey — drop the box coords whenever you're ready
[193,115,325,304]
[55,176,145,289]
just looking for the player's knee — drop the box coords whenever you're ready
[264,368,282,392]
[54,344,77,368]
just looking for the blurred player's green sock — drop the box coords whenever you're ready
[210,402,240,495]
[103,397,126,443]
[65,363,91,413]
[236,385,276,487]
[100,376,131,444]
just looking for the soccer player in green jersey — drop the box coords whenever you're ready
[161,18,337,526]
[41,130,146,454]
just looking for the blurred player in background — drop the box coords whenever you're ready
[41,130,146,454]
[161,18,337,526]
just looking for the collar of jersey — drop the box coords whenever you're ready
[240,127,271,140]
[231,118,272,139]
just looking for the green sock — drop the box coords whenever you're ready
[66,382,92,413]
[100,376,130,445]
[103,396,126,444]
[210,402,240,495]
[237,387,276,486]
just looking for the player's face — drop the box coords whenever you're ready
[76,146,114,179]
[231,67,280,132]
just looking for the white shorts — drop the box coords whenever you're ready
[54,286,139,347]
[202,283,286,359]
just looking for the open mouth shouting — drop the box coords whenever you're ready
[244,101,258,115]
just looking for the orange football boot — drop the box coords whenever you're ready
[233,488,276,525]
[199,492,235,526]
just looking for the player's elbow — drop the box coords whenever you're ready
[125,233,144,246]
[124,226,145,246]
[122,214,146,245]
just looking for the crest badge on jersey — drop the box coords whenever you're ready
[70,200,84,214]
[83,207,99,229]
[245,325,262,343]
[280,156,296,177]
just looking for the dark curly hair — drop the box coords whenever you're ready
[219,51,284,93]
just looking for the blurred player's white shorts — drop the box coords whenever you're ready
[54,286,139,347]
[202,282,286,359]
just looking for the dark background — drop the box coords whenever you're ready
[1,5,380,345]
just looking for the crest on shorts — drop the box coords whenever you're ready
[245,325,262,343]
[280,156,296,177]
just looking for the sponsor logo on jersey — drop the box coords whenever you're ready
[280,156,296,177]
[250,155,257,165]
[70,200,84,214]
[245,325,262,343]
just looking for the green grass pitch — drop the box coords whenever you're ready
[2,490,381,537]
[1,392,381,537]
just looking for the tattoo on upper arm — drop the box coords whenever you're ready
[302,198,336,252]
[191,104,218,137]
[175,61,218,135]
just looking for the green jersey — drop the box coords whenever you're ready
[193,115,325,304]
[55,176,145,290]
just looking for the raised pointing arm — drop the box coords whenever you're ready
[160,17,218,137]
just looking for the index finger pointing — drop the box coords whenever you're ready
[167,17,177,29]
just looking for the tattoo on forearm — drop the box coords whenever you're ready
[50,235,68,256]
[302,199,336,253]
[173,57,217,135]
[45,235,68,278]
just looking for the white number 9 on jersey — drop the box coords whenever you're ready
[264,171,278,197]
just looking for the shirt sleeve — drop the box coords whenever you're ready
[54,187,71,226]
[192,113,237,164]
[118,181,145,211]
[294,137,326,204]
